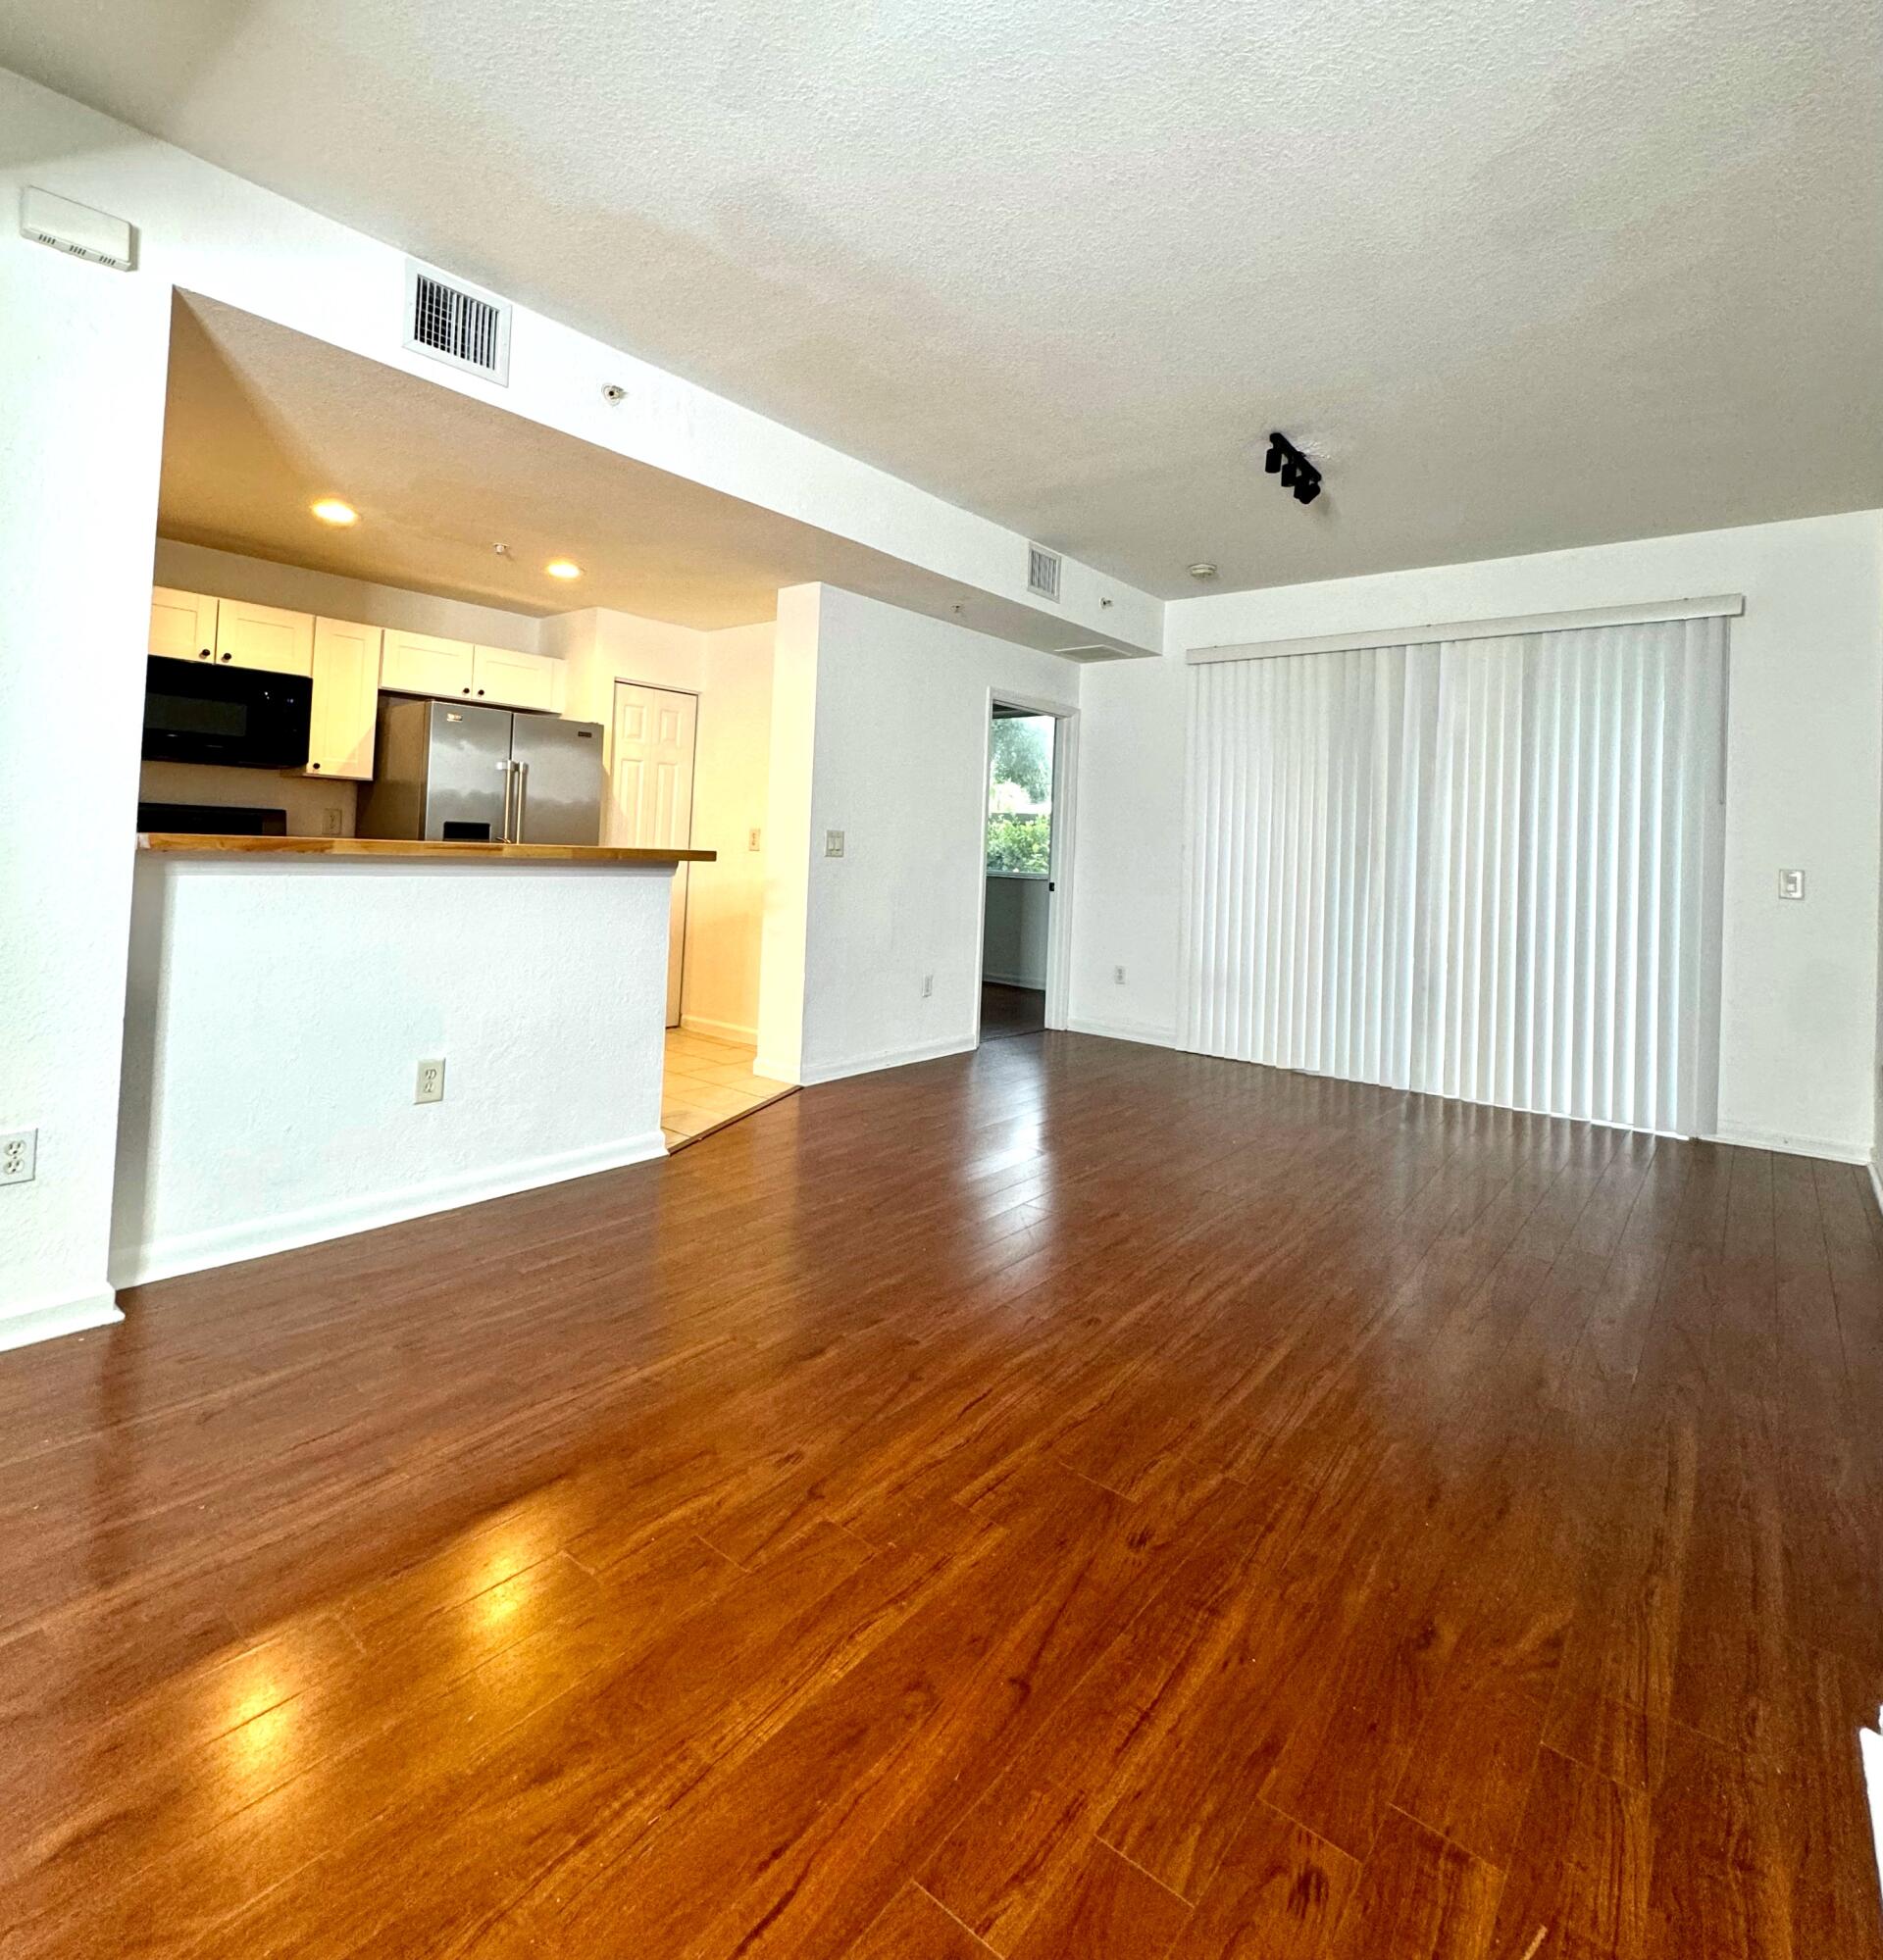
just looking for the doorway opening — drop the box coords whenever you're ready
[980,703,1056,1041]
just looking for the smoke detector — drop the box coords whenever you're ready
[1188,562,1219,581]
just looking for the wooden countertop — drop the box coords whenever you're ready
[137,833,716,865]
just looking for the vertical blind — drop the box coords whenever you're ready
[1179,615,1726,1135]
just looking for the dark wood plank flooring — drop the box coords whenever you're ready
[4,1034,1882,1957]
[981,980,1046,1040]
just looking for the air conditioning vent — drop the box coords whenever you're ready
[1026,544,1063,603]
[403,260,511,384]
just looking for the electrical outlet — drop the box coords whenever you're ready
[322,807,343,837]
[0,1129,36,1184]
[921,974,934,999]
[1778,869,1806,901]
[414,1059,445,1105]
[747,827,762,852]
[1113,965,1127,985]
[824,829,845,859]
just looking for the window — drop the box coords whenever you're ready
[987,713,1053,874]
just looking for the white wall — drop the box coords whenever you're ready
[543,606,775,1043]
[688,624,774,1042]
[1071,511,1883,1162]
[983,876,1049,988]
[0,61,1154,1344]
[152,538,549,655]
[112,855,671,1285]
[759,584,1082,1083]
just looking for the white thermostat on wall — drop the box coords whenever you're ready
[20,186,134,271]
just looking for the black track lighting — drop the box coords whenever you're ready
[1264,431,1323,512]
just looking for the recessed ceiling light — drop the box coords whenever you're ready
[311,498,358,527]
[544,559,582,580]
[1188,562,1219,581]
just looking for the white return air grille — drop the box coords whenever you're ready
[403,260,511,384]
[1027,544,1063,603]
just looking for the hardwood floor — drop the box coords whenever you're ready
[981,980,1046,1039]
[4,1033,1882,1956]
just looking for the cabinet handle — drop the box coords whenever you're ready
[199,648,212,660]
[311,762,322,772]
[220,651,232,662]
[462,686,471,695]
[477,688,484,696]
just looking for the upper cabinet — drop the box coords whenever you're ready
[217,598,315,678]
[381,628,476,700]
[473,644,562,713]
[380,630,562,711]
[149,587,219,663]
[305,619,382,779]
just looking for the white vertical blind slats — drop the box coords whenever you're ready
[1180,616,1726,1136]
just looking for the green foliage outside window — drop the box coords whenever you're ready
[988,715,1053,874]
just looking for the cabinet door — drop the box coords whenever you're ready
[305,618,382,779]
[472,645,562,712]
[217,598,315,677]
[149,587,219,663]
[381,628,476,699]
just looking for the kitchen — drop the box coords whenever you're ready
[111,294,800,1293]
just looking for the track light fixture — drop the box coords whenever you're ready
[1264,431,1323,507]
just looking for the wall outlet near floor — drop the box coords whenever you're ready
[824,829,845,859]
[921,973,934,999]
[1113,965,1127,985]
[414,1059,446,1105]
[747,827,762,852]
[0,1129,36,1184]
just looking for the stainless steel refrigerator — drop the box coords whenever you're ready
[358,698,604,844]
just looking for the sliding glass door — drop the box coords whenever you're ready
[1179,616,1726,1136]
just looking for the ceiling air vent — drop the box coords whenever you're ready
[403,259,511,385]
[1026,544,1063,604]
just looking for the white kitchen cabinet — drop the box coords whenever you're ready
[217,598,315,678]
[381,628,476,699]
[304,618,382,779]
[149,587,219,664]
[472,644,562,713]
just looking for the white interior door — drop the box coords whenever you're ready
[609,682,698,1027]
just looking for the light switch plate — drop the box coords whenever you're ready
[824,829,845,859]
[1778,869,1806,901]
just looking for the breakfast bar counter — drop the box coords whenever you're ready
[138,833,716,864]
[114,834,714,1292]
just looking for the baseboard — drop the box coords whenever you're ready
[680,1013,758,1045]
[983,971,1046,991]
[1065,1014,1180,1051]
[0,1288,124,1355]
[797,1033,979,1087]
[1705,1123,1869,1166]
[111,1131,670,1289]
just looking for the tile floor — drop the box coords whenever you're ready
[660,1027,794,1149]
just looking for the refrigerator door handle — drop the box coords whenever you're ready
[499,758,516,841]
[514,760,530,840]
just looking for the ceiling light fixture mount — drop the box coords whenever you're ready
[1264,431,1323,507]
[1188,562,1219,581]
[310,497,358,527]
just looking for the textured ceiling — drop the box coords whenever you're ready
[157,295,1144,654]
[9,0,1881,595]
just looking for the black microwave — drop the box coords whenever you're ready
[142,656,313,770]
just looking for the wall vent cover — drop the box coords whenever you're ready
[1026,544,1063,603]
[403,260,511,384]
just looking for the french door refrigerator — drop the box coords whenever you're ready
[358,698,605,844]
